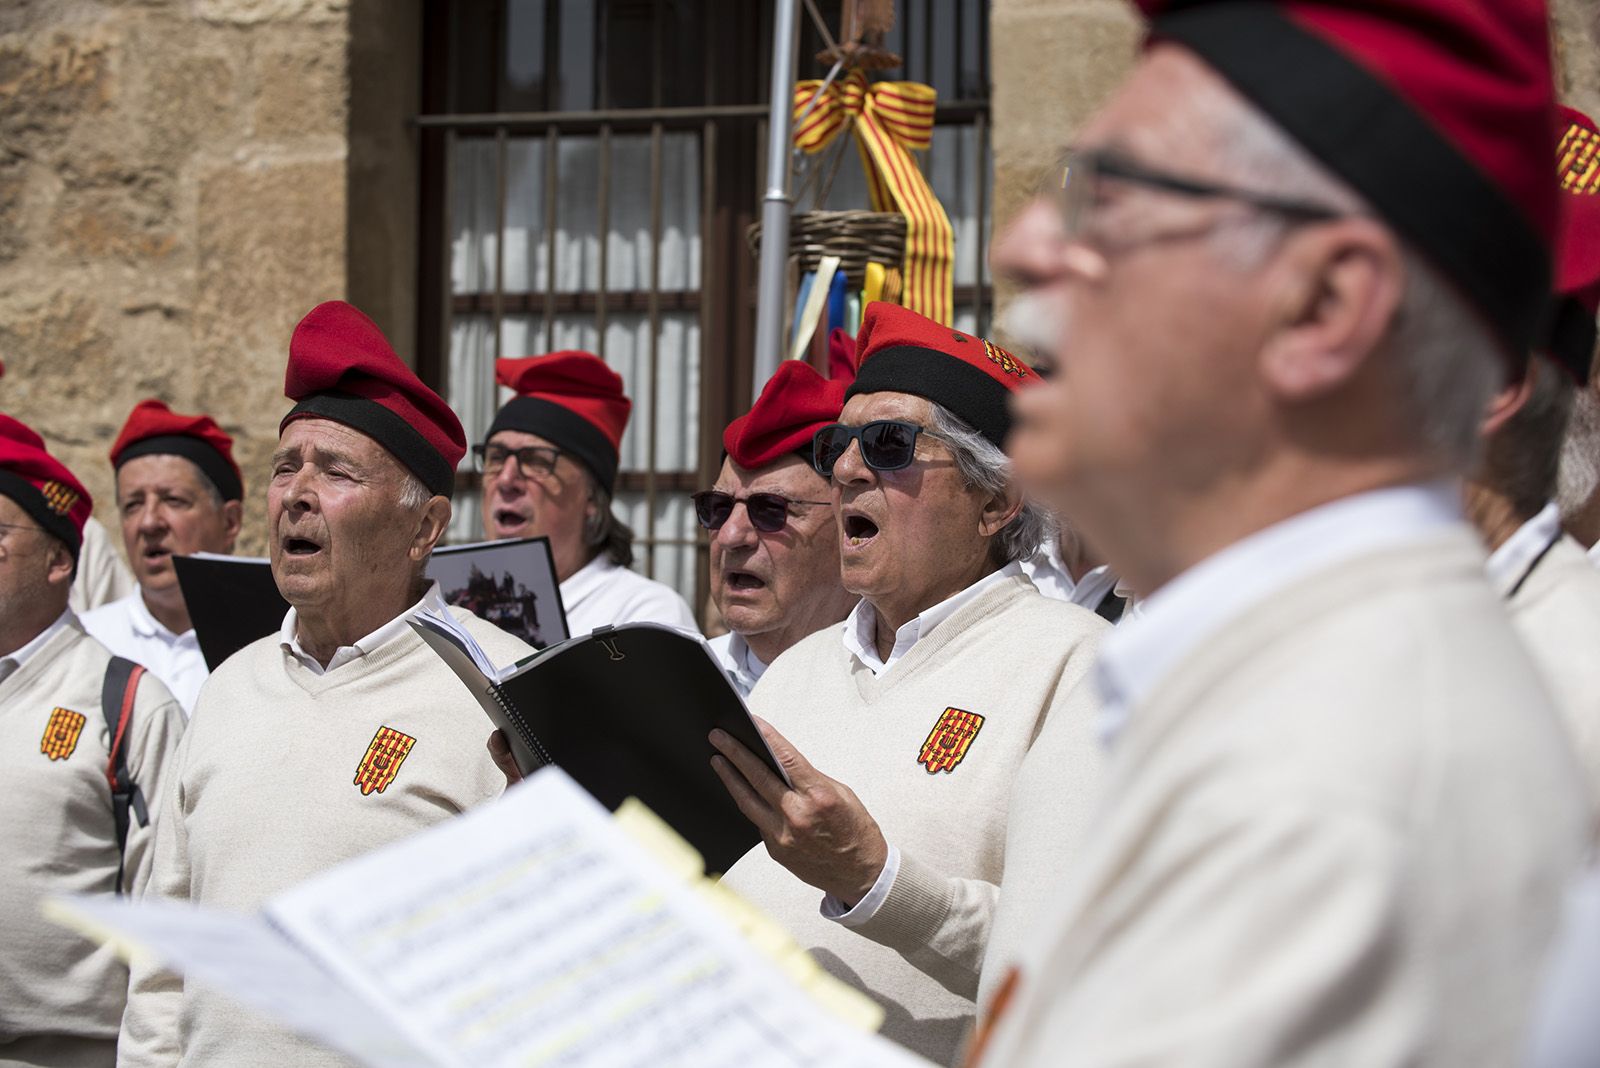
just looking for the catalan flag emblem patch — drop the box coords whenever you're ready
[982,339,1028,380]
[41,707,86,761]
[39,480,80,516]
[917,707,984,774]
[353,726,415,796]
[1559,119,1600,196]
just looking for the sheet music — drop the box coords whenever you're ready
[413,605,507,682]
[266,768,929,1068]
[44,896,436,1067]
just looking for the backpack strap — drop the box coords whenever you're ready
[100,656,148,896]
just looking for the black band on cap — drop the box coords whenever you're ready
[285,392,456,498]
[846,346,1013,448]
[116,435,244,502]
[1547,296,1597,386]
[487,395,620,493]
[1154,2,1551,367]
[0,470,80,559]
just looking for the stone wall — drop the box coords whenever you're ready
[0,0,418,557]
[989,0,1600,311]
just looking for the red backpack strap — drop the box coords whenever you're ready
[100,657,148,895]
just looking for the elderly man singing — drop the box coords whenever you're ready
[119,302,535,1068]
[973,2,1589,1065]
[701,360,859,696]
[709,303,1108,1064]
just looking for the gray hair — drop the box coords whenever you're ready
[927,402,1048,563]
[1558,381,1600,521]
[396,471,432,512]
[1197,80,1503,474]
[1481,357,1574,517]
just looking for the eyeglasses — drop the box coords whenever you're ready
[473,443,562,480]
[813,420,950,478]
[0,520,41,540]
[691,491,830,533]
[1057,149,1346,241]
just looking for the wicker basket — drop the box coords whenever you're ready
[747,209,906,290]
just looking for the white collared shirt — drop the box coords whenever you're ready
[1590,540,1600,570]
[1020,538,1121,613]
[1095,481,1465,749]
[707,631,770,699]
[279,582,447,676]
[842,561,1024,677]
[1485,502,1564,597]
[81,592,209,716]
[0,610,72,686]
[559,554,701,638]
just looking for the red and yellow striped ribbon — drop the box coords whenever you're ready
[792,71,954,325]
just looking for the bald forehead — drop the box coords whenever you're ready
[115,453,217,500]
[717,453,829,496]
[1076,43,1250,168]
[839,391,934,425]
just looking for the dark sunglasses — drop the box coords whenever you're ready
[691,490,830,533]
[812,420,932,477]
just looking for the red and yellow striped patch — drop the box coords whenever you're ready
[918,707,984,775]
[353,726,416,796]
[39,480,80,516]
[41,707,86,761]
[1559,120,1600,196]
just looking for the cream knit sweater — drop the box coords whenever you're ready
[720,574,1107,1066]
[0,616,184,1068]
[978,533,1590,1068]
[1496,533,1600,834]
[117,606,531,1068]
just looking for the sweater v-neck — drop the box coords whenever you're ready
[279,625,424,697]
[849,574,1036,704]
[0,620,83,708]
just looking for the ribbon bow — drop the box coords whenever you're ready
[792,71,954,326]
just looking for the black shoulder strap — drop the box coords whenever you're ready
[1095,591,1127,624]
[100,656,149,895]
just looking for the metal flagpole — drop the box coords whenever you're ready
[752,0,799,401]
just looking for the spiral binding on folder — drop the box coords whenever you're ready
[491,684,555,770]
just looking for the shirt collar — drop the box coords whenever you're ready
[126,592,188,642]
[725,631,769,691]
[559,554,616,602]
[280,582,446,676]
[1484,501,1563,598]
[2,609,74,672]
[1095,481,1465,748]
[843,561,1022,677]
[1021,539,1119,610]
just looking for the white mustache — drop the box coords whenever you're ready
[999,290,1068,361]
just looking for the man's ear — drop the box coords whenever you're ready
[978,481,1026,540]
[1480,358,1537,437]
[47,539,75,589]
[411,496,452,563]
[221,499,244,550]
[1258,218,1406,402]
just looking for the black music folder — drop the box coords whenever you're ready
[409,613,785,874]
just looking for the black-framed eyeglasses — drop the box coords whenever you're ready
[473,443,562,480]
[691,491,831,533]
[1057,148,1346,240]
[812,420,939,477]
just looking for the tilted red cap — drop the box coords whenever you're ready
[1548,105,1600,383]
[846,301,1034,447]
[487,352,632,492]
[1134,0,1559,369]
[281,301,465,498]
[0,413,92,558]
[725,359,854,471]
[110,399,244,501]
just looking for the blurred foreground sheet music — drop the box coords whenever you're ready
[49,768,931,1068]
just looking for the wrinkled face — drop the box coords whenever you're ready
[709,454,840,638]
[1008,44,1277,529]
[116,454,238,597]
[831,391,991,615]
[0,494,69,625]
[478,429,594,557]
[268,418,427,613]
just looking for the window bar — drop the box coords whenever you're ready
[974,110,988,330]
[645,120,664,577]
[493,126,509,370]
[440,129,458,399]
[596,124,612,358]
[697,116,717,615]
[543,126,559,352]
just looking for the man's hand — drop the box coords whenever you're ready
[709,716,889,907]
[486,730,524,786]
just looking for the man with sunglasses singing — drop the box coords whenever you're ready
[709,303,1108,1064]
[696,360,858,697]
[976,1,1589,1065]
[477,352,697,636]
